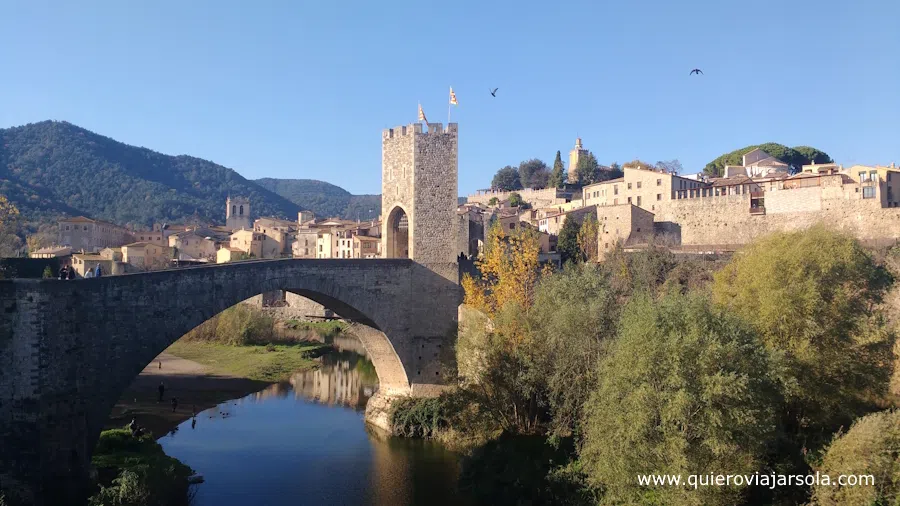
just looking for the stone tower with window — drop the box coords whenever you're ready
[381,122,459,265]
[225,196,251,231]
[380,122,460,385]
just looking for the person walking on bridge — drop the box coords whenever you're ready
[157,382,165,403]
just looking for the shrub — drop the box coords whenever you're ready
[810,410,900,506]
[712,226,895,447]
[459,434,594,506]
[390,396,451,438]
[581,293,780,506]
[89,428,193,506]
[182,303,275,345]
[528,262,618,438]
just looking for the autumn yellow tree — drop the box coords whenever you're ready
[577,214,599,263]
[462,220,542,318]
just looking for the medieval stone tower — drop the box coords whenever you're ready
[381,122,459,265]
[226,196,251,231]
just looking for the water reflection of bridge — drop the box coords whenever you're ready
[249,348,379,411]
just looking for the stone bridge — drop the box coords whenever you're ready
[0,258,460,506]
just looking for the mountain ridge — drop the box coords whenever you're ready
[0,120,380,231]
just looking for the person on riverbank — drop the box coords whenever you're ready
[171,397,178,412]
[94,263,102,277]
[58,265,68,280]
[157,382,165,402]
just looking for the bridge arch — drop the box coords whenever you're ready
[384,203,411,259]
[0,258,461,506]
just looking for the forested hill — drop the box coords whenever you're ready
[254,178,381,221]
[0,120,302,228]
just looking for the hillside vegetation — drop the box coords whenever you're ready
[0,121,383,233]
[255,178,380,220]
[704,143,832,176]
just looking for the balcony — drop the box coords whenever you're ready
[750,206,766,216]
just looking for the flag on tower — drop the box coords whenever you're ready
[449,87,458,106]
[418,103,428,123]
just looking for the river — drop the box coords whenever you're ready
[157,346,470,506]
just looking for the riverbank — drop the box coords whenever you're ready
[105,341,326,438]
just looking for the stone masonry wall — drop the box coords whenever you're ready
[413,123,459,265]
[381,124,417,256]
[657,194,900,248]
[466,187,566,208]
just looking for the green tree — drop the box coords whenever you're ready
[557,215,582,264]
[712,226,895,448]
[574,152,600,185]
[42,266,53,279]
[0,195,23,258]
[704,143,833,176]
[810,409,900,506]
[577,214,599,263]
[602,162,624,181]
[488,197,499,207]
[508,192,525,208]
[519,159,550,189]
[529,263,619,438]
[491,166,522,191]
[792,146,832,166]
[581,293,780,506]
[548,151,566,189]
[0,195,19,228]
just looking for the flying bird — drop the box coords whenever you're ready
[490,88,498,97]
[690,69,703,75]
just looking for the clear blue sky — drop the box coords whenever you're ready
[2,0,898,196]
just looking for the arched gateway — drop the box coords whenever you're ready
[0,122,461,506]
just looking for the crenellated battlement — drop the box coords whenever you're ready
[383,123,458,139]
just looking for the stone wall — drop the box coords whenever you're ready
[412,123,459,265]
[657,194,900,248]
[457,213,470,257]
[466,187,568,208]
[381,124,417,256]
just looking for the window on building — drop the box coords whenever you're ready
[870,171,877,180]
[614,198,618,205]
[863,186,876,199]
[637,181,642,189]
[627,183,632,190]
[859,171,867,181]
[614,186,619,195]
[657,178,662,186]
[627,197,632,204]
[637,196,642,206]
[656,193,662,201]
[651,205,655,210]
